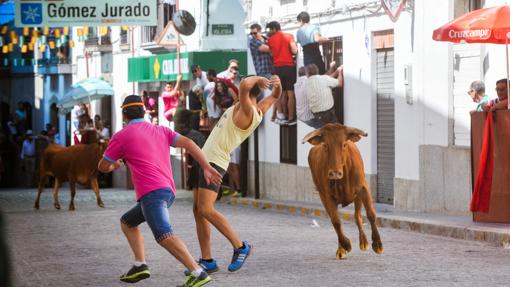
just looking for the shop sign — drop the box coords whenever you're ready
[212,24,234,35]
[15,0,157,27]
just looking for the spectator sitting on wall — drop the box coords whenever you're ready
[482,78,509,112]
[191,64,209,89]
[162,75,182,122]
[468,80,489,112]
[305,63,344,125]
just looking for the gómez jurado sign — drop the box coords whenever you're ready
[15,0,157,27]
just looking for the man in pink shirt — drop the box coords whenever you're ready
[98,95,222,287]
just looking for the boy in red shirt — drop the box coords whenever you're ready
[264,21,298,125]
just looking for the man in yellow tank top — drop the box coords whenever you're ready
[191,75,282,274]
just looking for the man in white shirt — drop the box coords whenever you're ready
[305,64,343,124]
[191,64,209,89]
[20,130,36,187]
[294,67,324,129]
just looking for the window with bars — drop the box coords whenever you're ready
[322,36,344,124]
[280,125,297,164]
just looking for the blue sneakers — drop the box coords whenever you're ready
[184,259,219,275]
[197,258,219,274]
[228,241,252,272]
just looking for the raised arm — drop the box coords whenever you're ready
[174,74,183,92]
[238,76,269,115]
[257,75,282,114]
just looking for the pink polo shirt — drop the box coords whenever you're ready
[103,119,180,201]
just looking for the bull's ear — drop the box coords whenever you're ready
[345,127,367,143]
[302,129,324,145]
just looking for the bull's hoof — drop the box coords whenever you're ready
[359,239,369,251]
[336,248,348,260]
[340,238,352,253]
[372,241,384,254]
[34,203,40,210]
[54,204,61,210]
[98,202,105,208]
[69,205,75,211]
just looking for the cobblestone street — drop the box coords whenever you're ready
[2,188,510,287]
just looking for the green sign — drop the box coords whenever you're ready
[212,24,234,35]
[15,0,157,27]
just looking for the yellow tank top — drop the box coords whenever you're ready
[202,104,263,170]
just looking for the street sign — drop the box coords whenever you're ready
[157,21,184,47]
[381,0,407,23]
[14,0,157,27]
[212,24,234,35]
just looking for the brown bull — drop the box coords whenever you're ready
[34,142,108,210]
[303,123,383,259]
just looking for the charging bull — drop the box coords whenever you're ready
[34,141,108,210]
[303,123,383,259]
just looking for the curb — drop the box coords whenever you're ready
[223,197,510,247]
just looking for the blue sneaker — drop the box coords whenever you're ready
[197,258,219,273]
[228,241,252,272]
[184,259,219,275]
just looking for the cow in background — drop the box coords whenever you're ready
[34,141,108,210]
[303,123,383,259]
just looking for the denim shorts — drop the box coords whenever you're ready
[120,188,175,242]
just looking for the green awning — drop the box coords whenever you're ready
[59,78,114,109]
[128,50,247,83]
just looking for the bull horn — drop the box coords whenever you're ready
[302,129,323,145]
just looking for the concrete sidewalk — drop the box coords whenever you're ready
[221,195,510,247]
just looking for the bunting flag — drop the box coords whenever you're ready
[48,41,55,49]
[40,44,46,52]
[28,42,34,51]
[2,45,7,54]
[8,43,13,52]
[23,27,29,36]
[69,39,75,48]
[18,35,24,47]
[0,37,3,47]
[32,29,38,38]
[55,29,61,38]
[63,27,69,36]
[43,27,49,35]
[21,44,27,53]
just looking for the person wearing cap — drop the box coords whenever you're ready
[20,130,36,187]
[97,95,222,286]
[190,75,282,274]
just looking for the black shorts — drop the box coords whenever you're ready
[198,162,227,192]
[273,65,297,91]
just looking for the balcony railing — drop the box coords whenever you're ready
[141,26,157,44]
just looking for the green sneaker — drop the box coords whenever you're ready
[178,271,211,287]
[119,264,150,283]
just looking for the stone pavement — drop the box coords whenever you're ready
[224,196,510,247]
[2,187,510,287]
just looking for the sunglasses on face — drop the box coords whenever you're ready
[250,32,258,35]
[496,87,507,91]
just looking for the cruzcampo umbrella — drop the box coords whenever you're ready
[59,78,113,109]
[433,5,510,107]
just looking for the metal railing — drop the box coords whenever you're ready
[141,26,157,44]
